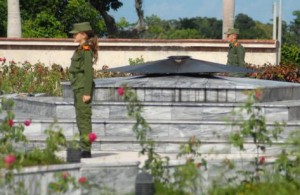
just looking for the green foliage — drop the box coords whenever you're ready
[0,0,7,37]
[0,59,130,96]
[248,63,300,82]
[229,89,283,152]
[210,180,300,195]
[129,55,144,65]
[0,98,27,155]
[48,172,99,194]
[117,17,130,31]
[0,100,66,167]
[142,15,220,39]
[119,86,206,194]
[235,13,272,39]
[22,11,66,38]
[284,10,300,47]
[61,0,105,36]
[209,90,298,194]
[162,29,204,39]
[48,172,79,194]
[229,89,283,150]
[281,44,300,66]
[274,130,300,182]
[1,0,299,41]
[19,0,106,37]
[0,61,66,96]
[0,98,100,193]
[178,17,222,39]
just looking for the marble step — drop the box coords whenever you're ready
[2,111,297,142]
[61,76,300,103]
[25,135,287,156]
[12,96,300,121]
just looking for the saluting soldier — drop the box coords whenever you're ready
[225,28,246,67]
[69,22,98,158]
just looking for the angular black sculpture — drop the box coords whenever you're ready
[106,56,253,75]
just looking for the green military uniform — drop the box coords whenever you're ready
[227,41,246,67]
[69,43,94,152]
[225,28,246,77]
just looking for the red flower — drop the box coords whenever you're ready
[8,119,14,127]
[255,90,262,100]
[88,133,97,142]
[259,156,266,165]
[4,154,16,166]
[78,177,87,184]
[117,87,125,96]
[24,119,31,126]
[62,172,69,180]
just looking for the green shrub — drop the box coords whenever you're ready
[247,63,300,83]
[129,55,145,65]
[0,61,66,96]
[281,44,300,66]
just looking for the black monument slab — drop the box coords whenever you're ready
[106,56,253,75]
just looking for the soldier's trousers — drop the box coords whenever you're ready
[73,88,92,151]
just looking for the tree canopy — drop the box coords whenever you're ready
[0,0,299,46]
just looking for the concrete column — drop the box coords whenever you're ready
[222,0,235,39]
[7,0,22,38]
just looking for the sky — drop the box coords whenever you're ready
[109,0,300,24]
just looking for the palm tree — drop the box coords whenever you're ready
[7,0,22,38]
[222,0,235,39]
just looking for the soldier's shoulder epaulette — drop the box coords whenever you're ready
[82,45,90,51]
[233,42,240,47]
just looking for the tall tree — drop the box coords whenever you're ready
[0,0,7,37]
[89,0,123,37]
[19,0,105,37]
[235,13,270,39]
[284,10,300,46]
[7,0,21,37]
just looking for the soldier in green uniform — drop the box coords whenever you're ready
[69,22,98,158]
[225,28,245,67]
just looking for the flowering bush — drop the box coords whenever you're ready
[247,63,300,83]
[48,172,99,194]
[207,90,300,194]
[118,86,300,194]
[0,98,101,193]
[0,58,131,96]
[0,60,67,96]
[118,86,206,194]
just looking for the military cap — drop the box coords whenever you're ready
[69,22,92,34]
[225,28,239,35]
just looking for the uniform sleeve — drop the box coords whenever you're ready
[82,50,94,95]
[236,45,246,67]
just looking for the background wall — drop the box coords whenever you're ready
[0,38,277,69]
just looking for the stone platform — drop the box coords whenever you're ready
[1,75,300,194]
